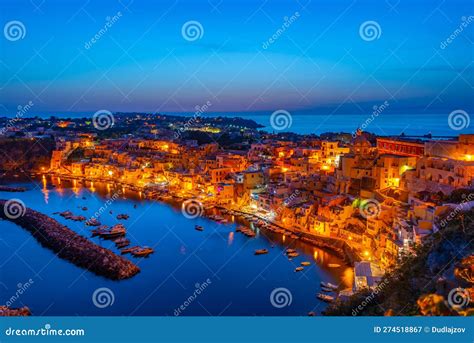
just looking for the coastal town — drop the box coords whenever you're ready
[1,113,472,305]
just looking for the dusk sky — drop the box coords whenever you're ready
[1,0,473,115]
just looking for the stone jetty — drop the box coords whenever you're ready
[0,200,140,280]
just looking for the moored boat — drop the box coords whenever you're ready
[294,266,304,272]
[131,246,154,257]
[121,246,140,255]
[195,225,204,231]
[320,282,338,290]
[301,261,311,266]
[316,293,334,302]
[254,249,269,255]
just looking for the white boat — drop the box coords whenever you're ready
[317,293,334,302]
[320,282,338,290]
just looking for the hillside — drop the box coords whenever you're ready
[325,208,474,316]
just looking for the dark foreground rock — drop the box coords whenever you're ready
[0,200,140,280]
[0,306,31,316]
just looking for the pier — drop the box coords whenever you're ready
[0,200,140,280]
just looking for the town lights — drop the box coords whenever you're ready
[466,154,472,161]
[108,170,113,176]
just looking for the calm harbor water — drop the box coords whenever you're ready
[207,112,469,136]
[0,176,352,316]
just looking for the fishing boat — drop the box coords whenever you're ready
[254,249,269,255]
[317,293,335,302]
[195,225,204,231]
[301,261,311,266]
[320,282,338,290]
[294,267,304,272]
[132,246,154,257]
[328,263,341,268]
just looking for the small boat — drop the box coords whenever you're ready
[114,237,130,248]
[121,246,140,254]
[328,263,341,268]
[321,286,334,292]
[86,218,101,226]
[286,249,297,254]
[116,241,130,248]
[290,234,299,239]
[287,252,299,258]
[132,246,154,257]
[308,311,316,316]
[301,261,311,266]
[254,249,269,255]
[99,224,126,239]
[195,225,204,231]
[320,282,338,290]
[294,267,304,272]
[117,214,129,220]
[81,207,88,211]
[317,293,334,302]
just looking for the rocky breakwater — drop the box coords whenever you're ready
[0,306,31,316]
[0,200,140,280]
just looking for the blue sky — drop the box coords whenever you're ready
[0,0,473,115]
